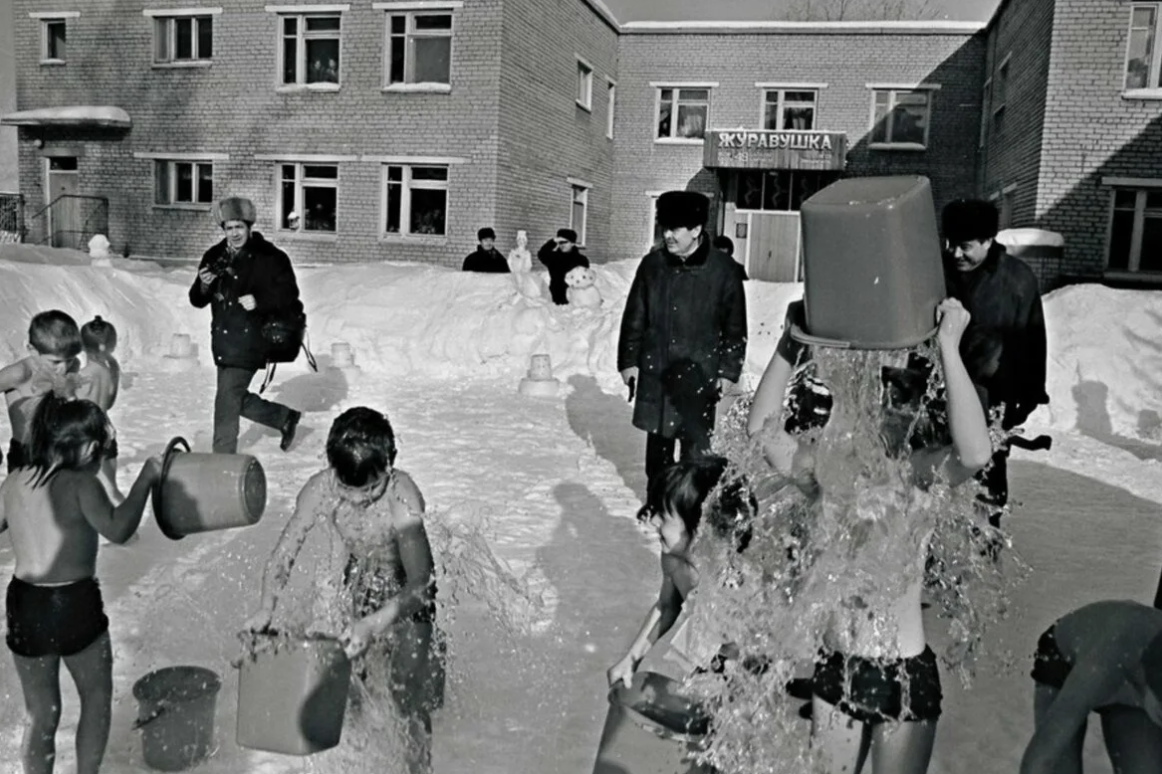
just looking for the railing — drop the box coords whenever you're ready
[26,194,109,250]
[0,192,23,244]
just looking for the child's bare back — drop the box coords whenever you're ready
[77,355,120,411]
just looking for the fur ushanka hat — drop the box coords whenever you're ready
[216,196,258,227]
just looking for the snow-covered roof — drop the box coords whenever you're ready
[0,106,132,128]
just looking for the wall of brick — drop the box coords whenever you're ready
[610,27,985,259]
[494,0,618,262]
[13,0,509,265]
[1034,0,1162,281]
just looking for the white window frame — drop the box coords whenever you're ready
[278,161,340,235]
[1125,2,1162,97]
[758,86,820,131]
[145,10,221,67]
[866,83,939,151]
[652,82,716,144]
[576,56,593,111]
[31,12,78,64]
[606,78,616,139]
[993,53,1010,115]
[377,2,461,92]
[380,162,451,238]
[150,158,217,208]
[568,178,590,247]
[268,5,349,91]
[1105,180,1162,272]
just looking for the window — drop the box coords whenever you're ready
[576,58,593,110]
[154,160,214,206]
[979,78,992,147]
[994,55,1010,114]
[570,184,589,245]
[1108,188,1162,272]
[1126,3,1162,91]
[383,165,448,236]
[385,12,452,87]
[281,163,338,233]
[280,14,341,87]
[656,87,710,141]
[42,19,67,62]
[735,170,840,212]
[870,89,932,148]
[606,81,616,139]
[154,15,213,64]
[763,89,817,131]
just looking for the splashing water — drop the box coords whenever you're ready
[668,345,1027,774]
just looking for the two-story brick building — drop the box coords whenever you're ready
[4,0,991,277]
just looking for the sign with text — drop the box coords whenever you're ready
[703,129,847,171]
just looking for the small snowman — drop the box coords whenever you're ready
[564,266,602,308]
[88,234,114,267]
[508,229,543,299]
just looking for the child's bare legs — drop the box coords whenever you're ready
[63,632,113,774]
[1034,684,1084,774]
[811,696,936,774]
[811,696,870,774]
[12,653,62,774]
[867,718,937,774]
[389,621,438,774]
[1099,705,1162,774]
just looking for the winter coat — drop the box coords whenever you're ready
[617,238,748,439]
[189,231,302,371]
[462,247,510,273]
[537,240,590,304]
[944,243,1048,430]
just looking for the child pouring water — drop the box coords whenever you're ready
[246,407,445,774]
[0,393,161,774]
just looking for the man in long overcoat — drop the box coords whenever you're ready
[617,191,748,490]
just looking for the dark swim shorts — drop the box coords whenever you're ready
[7,439,26,474]
[811,646,943,723]
[1031,625,1072,689]
[6,577,110,658]
[343,555,437,624]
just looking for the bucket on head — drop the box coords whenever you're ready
[152,437,266,541]
[133,666,221,772]
[236,633,353,756]
[796,175,945,350]
[592,671,714,774]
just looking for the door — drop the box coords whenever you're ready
[46,157,80,248]
[746,211,801,282]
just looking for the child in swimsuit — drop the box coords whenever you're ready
[0,392,161,774]
[76,316,124,500]
[0,310,83,473]
[1021,599,1162,774]
[247,406,444,774]
[746,298,992,774]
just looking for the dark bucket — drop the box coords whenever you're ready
[133,666,221,771]
[152,436,266,540]
[592,671,715,774]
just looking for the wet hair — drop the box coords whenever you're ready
[325,406,398,488]
[81,315,118,354]
[1144,630,1162,699]
[27,393,112,486]
[961,328,1004,383]
[712,235,734,257]
[29,310,82,359]
[638,456,755,551]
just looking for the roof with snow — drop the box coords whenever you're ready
[0,106,132,129]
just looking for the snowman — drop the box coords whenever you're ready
[564,266,603,308]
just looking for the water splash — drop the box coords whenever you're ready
[668,346,1028,773]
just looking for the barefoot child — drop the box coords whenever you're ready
[0,393,160,774]
[0,311,83,473]
[247,407,444,774]
[746,298,992,774]
[75,316,124,500]
[1021,600,1162,774]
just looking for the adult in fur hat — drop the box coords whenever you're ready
[189,196,303,454]
[617,190,747,491]
[941,198,1048,530]
[537,227,590,304]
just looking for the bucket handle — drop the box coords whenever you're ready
[132,701,169,731]
[151,437,190,541]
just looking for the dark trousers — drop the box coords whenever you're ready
[645,430,710,491]
[213,366,292,454]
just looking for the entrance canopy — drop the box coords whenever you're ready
[704,128,846,171]
[0,106,131,129]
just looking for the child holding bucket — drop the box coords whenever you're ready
[0,391,161,774]
[247,407,444,774]
[746,298,992,774]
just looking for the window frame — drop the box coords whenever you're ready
[866,84,939,151]
[151,158,216,209]
[760,87,819,131]
[652,82,716,145]
[993,53,1010,115]
[1124,2,1162,97]
[576,57,593,111]
[278,161,341,235]
[379,163,451,239]
[149,12,217,67]
[568,178,590,247]
[1105,182,1162,272]
[606,78,616,139]
[273,8,346,91]
[31,13,78,65]
[979,77,992,148]
[379,3,459,92]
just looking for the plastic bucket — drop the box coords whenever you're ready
[152,437,266,540]
[133,666,221,772]
[236,633,353,756]
[796,175,945,350]
[592,671,715,774]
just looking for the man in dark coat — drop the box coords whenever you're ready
[942,198,1049,527]
[618,191,748,489]
[190,196,303,454]
[537,228,590,304]
[462,227,510,273]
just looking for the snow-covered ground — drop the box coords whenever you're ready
[0,242,1159,774]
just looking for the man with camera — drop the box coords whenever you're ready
[537,228,590,305]
[190,196,303,454]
